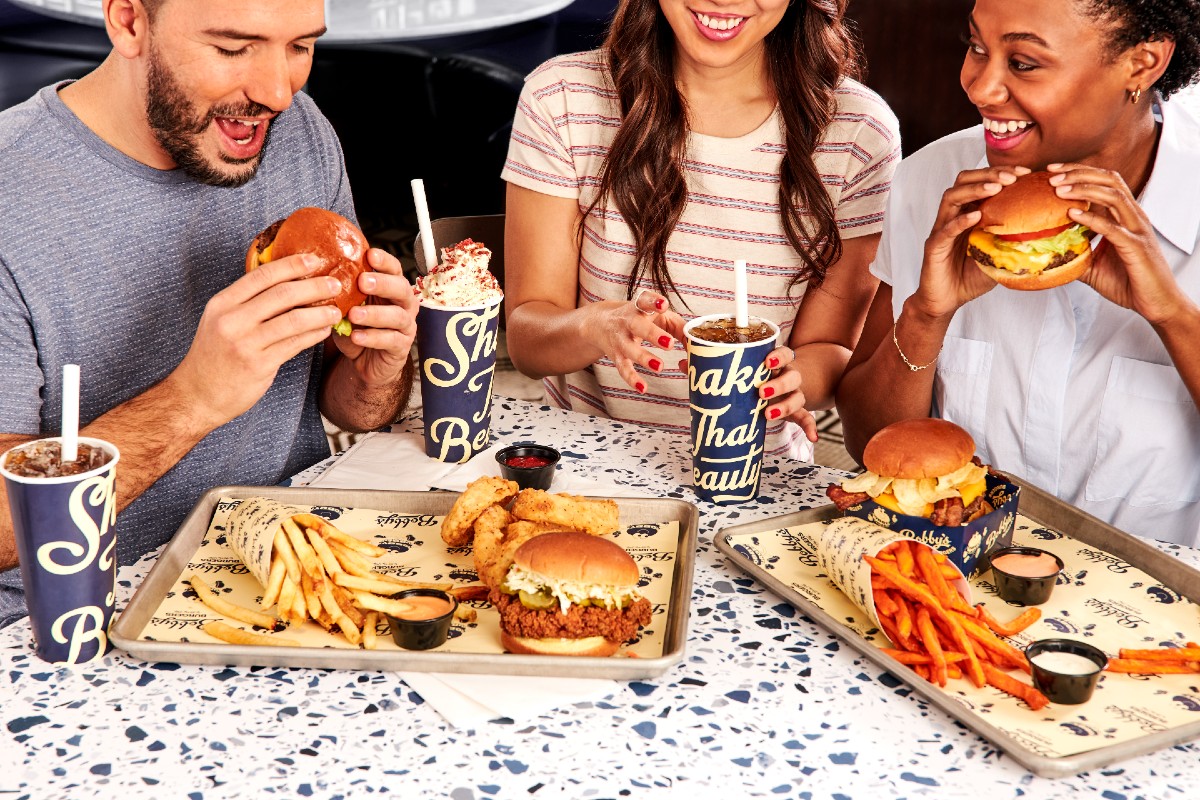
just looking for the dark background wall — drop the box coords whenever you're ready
[850,0,979,155]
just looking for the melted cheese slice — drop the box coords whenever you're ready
[841,462,988,518]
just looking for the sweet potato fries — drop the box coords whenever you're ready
[868,540,1050,710]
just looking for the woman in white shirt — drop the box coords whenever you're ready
[501,0,899,460]
[837,0,1200,544]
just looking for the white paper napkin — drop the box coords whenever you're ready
[400,671,619,729]
[307,431,649,498]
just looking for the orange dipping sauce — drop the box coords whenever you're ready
[393,595,454,621]
[991,551,1061,578]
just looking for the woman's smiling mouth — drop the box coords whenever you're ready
[982,117,1036,151]
[691,10,748,41]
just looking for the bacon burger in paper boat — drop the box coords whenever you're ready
[826,418,1020,578]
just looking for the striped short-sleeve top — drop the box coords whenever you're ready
[501,50,900,460]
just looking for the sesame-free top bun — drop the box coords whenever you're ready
[513,531,640,588]
[862,418,975,480]
[976,171,1087,236]
[245,207,370,321]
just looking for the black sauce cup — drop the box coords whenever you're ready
[989,546,1065,606]
[495,443,561,490]
[1026,638,1108,705]
[386,589,458,650]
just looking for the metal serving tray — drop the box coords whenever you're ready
[714,477,1200,778]
[111,486,697,680]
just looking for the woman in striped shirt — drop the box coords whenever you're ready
[501,0,900,460]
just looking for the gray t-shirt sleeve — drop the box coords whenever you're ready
[0,259,41,433]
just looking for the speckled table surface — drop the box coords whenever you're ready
[3,399,1198,799]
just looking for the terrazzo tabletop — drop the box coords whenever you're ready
[3,399,1199,799]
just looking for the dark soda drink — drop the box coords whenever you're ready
[688,317,774,344]
[4,440,112,478]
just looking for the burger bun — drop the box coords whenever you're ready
[976,171,1086,236]
[500,631,621,657]
[974,244,1092,291]
[245,207,370,325]
[863,418,975,480]
[512,531,640,588]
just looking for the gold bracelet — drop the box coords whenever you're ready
[891,320,940,372]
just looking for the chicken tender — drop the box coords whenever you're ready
[476,517,568,590]
[509,489,619,537]
[472,504,513,589]
[440,476,519,547]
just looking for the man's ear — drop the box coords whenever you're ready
[104,0,151,59]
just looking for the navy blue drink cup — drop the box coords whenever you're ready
[2,437,120,664]
[417,299,502,463]
[685,314,779,505]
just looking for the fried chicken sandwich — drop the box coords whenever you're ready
[491,531,651,657]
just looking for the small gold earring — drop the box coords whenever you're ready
[1130,87,1143,105]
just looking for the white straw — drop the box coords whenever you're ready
[733,259,749,328]
[61,364,80,462]
[411,178,438,271]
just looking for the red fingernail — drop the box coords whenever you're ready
[762,386,774,398]
[654,298,665,310]
[635,381,646,393]
[769,357,779,369]
[658,335,672,349]
[648,359,662,371]
[769,408,781,419]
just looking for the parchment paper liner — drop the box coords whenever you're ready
[813,516,971,637]
[224,497,301,587]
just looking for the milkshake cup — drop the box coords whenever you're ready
[416,238,503,463]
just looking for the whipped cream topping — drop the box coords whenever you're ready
[417,238,503,307]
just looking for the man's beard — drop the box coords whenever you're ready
[145,47,274,188]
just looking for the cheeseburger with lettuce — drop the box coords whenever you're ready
[967,170,1092,291]
[827,418,998,526]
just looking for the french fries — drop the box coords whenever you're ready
[202,621,300,648]
[866,542,1050,710]
[188,574,280,630]
[1107,645,1200,674]
[208,507,465,650]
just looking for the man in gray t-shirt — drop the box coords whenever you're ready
[0,1,420,627]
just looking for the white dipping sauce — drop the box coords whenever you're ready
[1031,650,1102,675]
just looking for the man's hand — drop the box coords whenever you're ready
[171,252,342,430]
[320,248,419,432]
[330,248,419,386]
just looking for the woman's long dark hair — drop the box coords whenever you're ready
[587,0,863,301]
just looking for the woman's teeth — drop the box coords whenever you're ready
[696,12,744,31]
[984,118,1032,136]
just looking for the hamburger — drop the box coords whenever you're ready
[246,207,370,335]
[966,171,1092,290]
[826,418,997,526]
[491,531,652,657]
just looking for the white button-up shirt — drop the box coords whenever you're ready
[872,98,1200,546]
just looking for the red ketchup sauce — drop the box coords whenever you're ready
[506,455,552,469]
